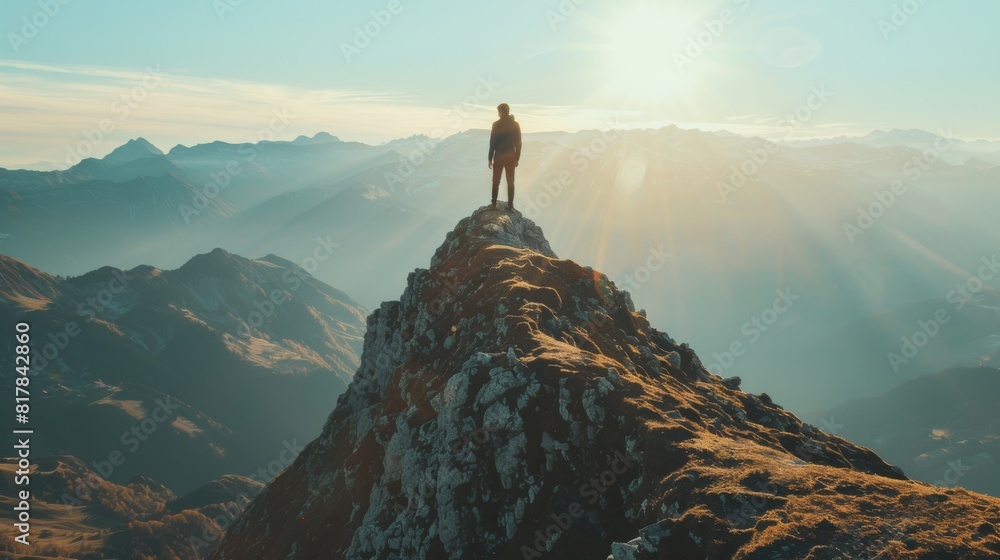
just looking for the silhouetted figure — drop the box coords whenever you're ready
[488,103,521,211]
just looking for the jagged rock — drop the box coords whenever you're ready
[212,206,1000,560]
[666,351,682,369]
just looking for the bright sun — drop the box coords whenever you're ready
[591,2,723,108]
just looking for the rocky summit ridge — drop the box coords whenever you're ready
[212,206,1000,559]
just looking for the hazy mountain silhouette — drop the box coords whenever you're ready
[784,128,1000,164]
[818,366,1000,498]
[963,156,997,169]
[103,137,165,164]
[290,131,341,145]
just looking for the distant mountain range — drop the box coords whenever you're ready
[817,366,1000,497]
[783,128,1000,165]
[0,249,366,494]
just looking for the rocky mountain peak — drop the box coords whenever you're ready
[430,206,557,267]
[211,207,1000,560]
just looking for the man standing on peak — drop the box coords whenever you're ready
[488,103,521,211]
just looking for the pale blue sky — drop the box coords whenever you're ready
[1,0,998,166]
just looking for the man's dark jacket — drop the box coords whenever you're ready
[489,115,521,162]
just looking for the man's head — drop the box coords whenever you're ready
[497,103,510,117]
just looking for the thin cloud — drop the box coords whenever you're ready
[0,63,484,166]
[0,59,154,80]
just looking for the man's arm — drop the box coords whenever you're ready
[514,122,522,163]
[488,122,497,163]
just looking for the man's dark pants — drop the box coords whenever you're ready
[492,153,516,206]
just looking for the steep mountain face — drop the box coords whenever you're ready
[0,250,366,493]
[818,366,1000,498]
[212,208,1000,559]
